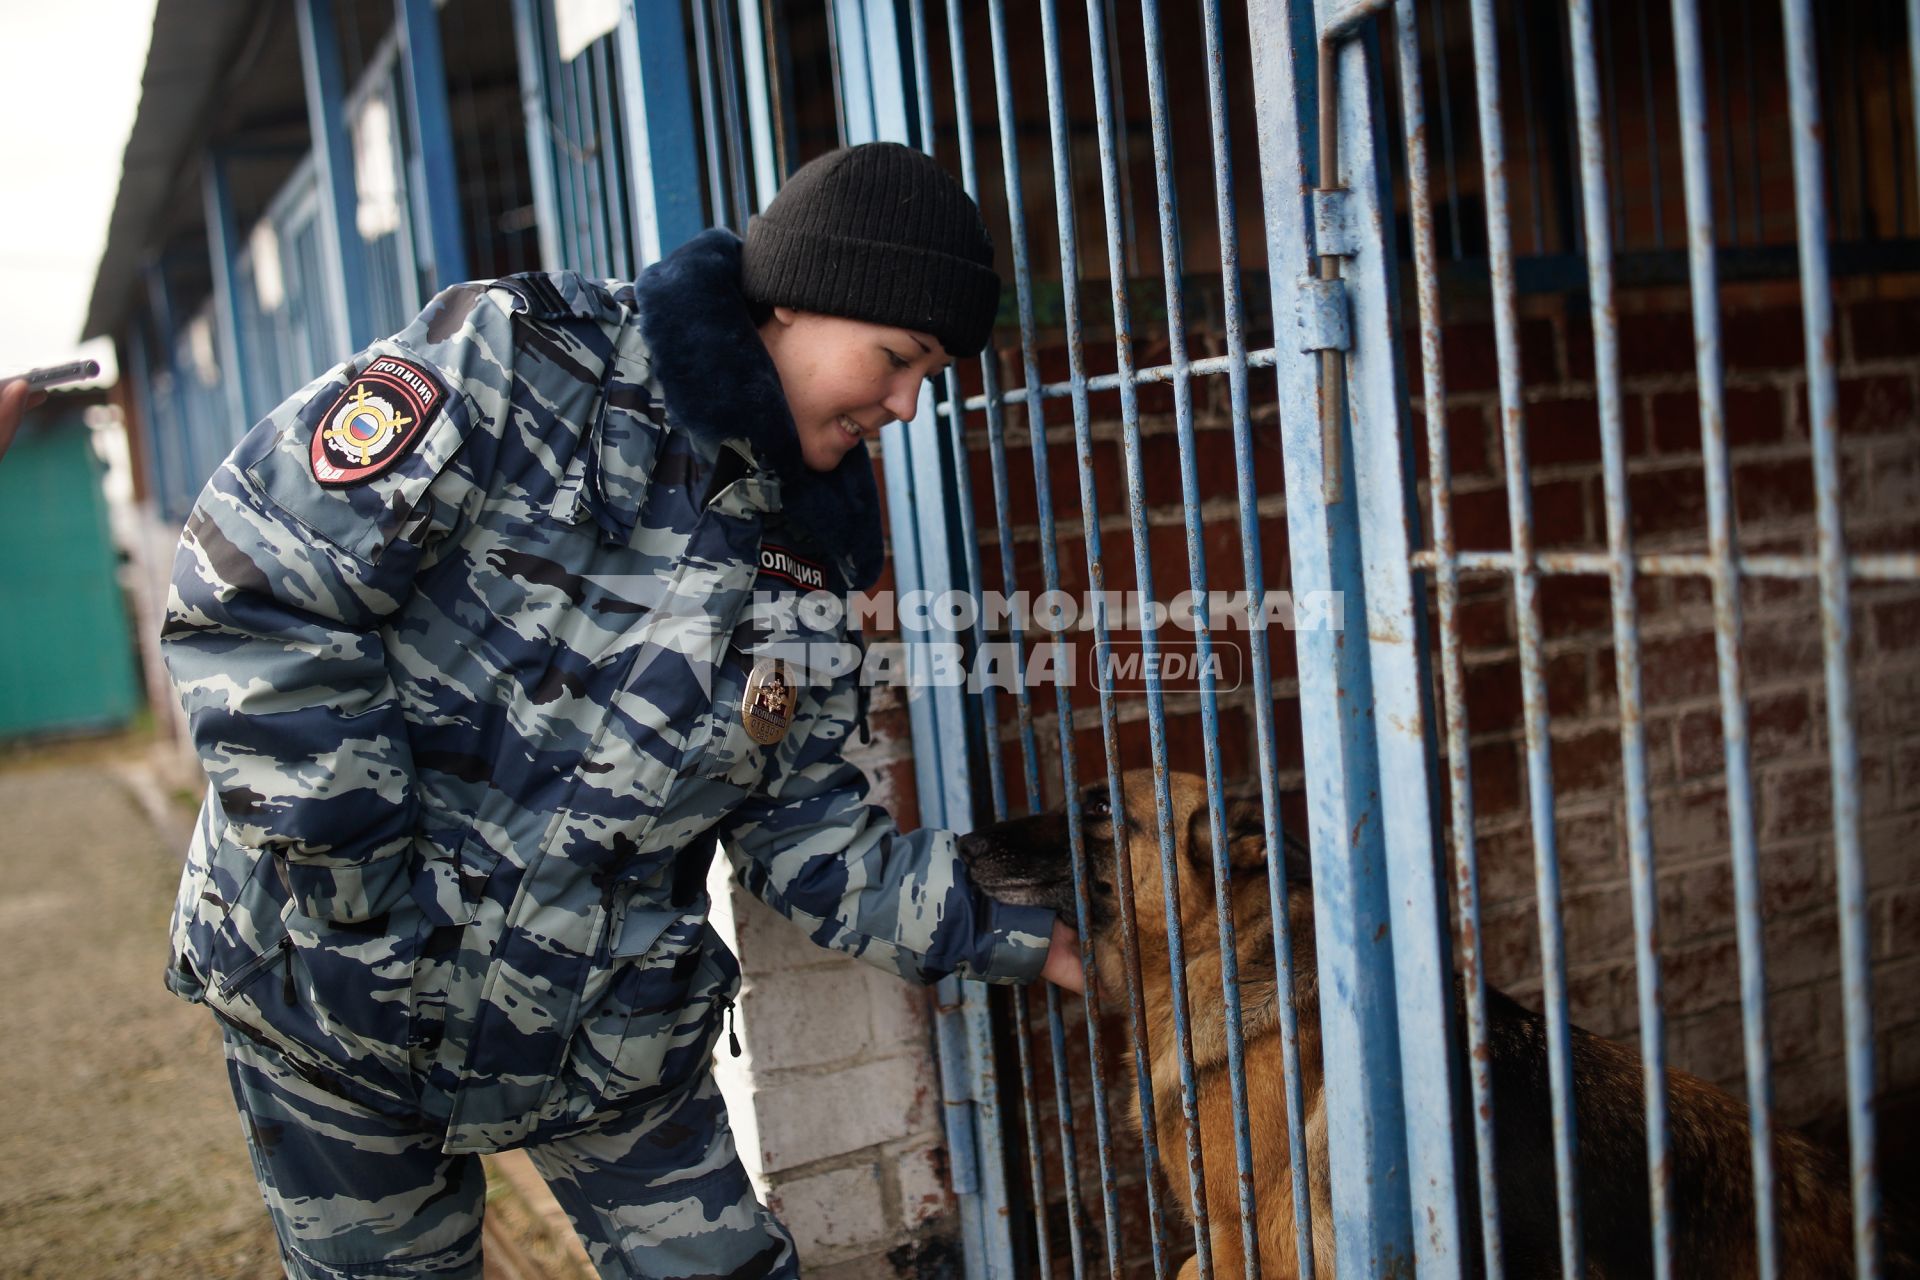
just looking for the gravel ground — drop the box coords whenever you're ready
[0,735,591,1279]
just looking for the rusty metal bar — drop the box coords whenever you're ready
[1668,0,1778,1272]
[1201,0,1322,1268]
[1392,0,1503,1270]
[1567,2,1673,1273]
[938,347,1282,414]
[1137,0,1262,1271]
[985,1,1096,1271]
[1076,0,1200,1271]
[1779,0,1881,1271]
[1410,548,1920,581]
[1465,0,1585,1270]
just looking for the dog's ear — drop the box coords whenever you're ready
[1185,793,1270,871]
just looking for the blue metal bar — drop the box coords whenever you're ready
[392,0,468,286]
[590,39,633,281]
[907,0,936,152]
[1204,0,1319,1269]
[557,43,608,274]
[830,0,878,150]
[1780,1,1880,1272]
[539,3,584,268]
[944,0,1042,830]
[1465,0,1584,1272]
[1330,14,1466,1276]
[1248,0,1412,1272]
[1137,1,1254,1274]
[710,0,754,231]
[1569,4,1674,1275]
[735,0,779,209]
[1667,2,1775,1274]
[614,0,705,264]
[688,0,731,231]
[1036,0,1139,1270]
[295,0,372,356]
[985,3,1093,1271]
[928,20,1061,1273]
[1390,1,1501,1270]
[941,348,1282,412]
[509,0,563,269]
[1414,548,1920,581]
[202,151,253,438]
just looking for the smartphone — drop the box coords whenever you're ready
[20,359,101,391]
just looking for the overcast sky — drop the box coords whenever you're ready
[0,0,158,383]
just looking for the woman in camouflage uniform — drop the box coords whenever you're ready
[161,142,1081,1279]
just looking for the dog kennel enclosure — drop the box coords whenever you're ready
[92,0,1920,1276]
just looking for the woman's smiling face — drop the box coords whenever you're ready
[758,306,953,471]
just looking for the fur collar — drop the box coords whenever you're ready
[631,228,884,592]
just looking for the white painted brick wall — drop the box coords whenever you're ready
[706,845,958,1273]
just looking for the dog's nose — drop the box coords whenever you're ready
[955,832,990,864]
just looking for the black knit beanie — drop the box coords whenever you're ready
[741,142,1002,358]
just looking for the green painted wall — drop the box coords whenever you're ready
[0,406,139,737]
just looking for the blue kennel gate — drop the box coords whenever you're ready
[837,1,1919,1278]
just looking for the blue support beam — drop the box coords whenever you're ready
[394,0,470,288]
[295,0,373,356]
[1245,0,1415,1272]
[201,150,254,438]
[613,0,706,264]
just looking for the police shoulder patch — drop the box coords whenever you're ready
[310,355,449,487]
[757,543,828,591]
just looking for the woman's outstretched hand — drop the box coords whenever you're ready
[1039,916,1085,994]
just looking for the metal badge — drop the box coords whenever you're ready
[741,656,795,746]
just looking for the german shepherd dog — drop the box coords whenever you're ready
[959,770,1905,1279]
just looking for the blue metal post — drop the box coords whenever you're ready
[1323,13,1466,1275]
[393,0,469,287]
[295,0,372,356]
[1244,0,1414,1273]
[1780,1,1879,1272]
[1666,3,1767,1275]
[202,150,254,438]
[611,0,709,265]
[1568,0,1676,1271]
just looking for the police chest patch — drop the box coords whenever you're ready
[309,356,448,487]
[757,544,827,591]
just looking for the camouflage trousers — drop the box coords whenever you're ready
[221,1028,798,1279]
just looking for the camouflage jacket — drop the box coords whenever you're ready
[160,229,1054,1153]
